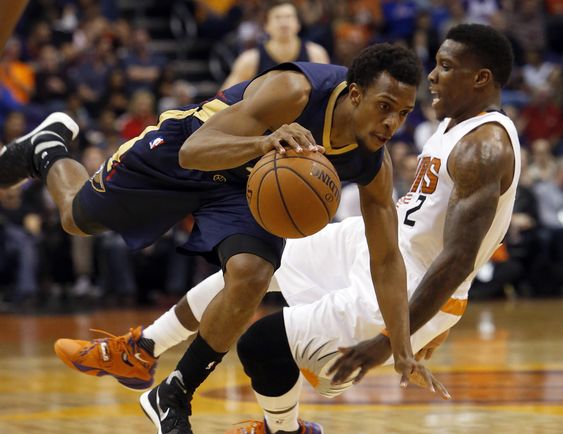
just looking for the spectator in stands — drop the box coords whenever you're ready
[464,0,500,25]
[84,108,121,152]
[521,50,557,93]
[0,187,40,306]
[69,35,116,116]
[69,146,105,299]
[118,89,157,141]
[528,138,557,183]
[521,86,563,148]
[121,28,166,94]
[158,80,196,113]
[413,100,439,151]
[505,0,547,53]
[222,0,329,89]
[533,157,563,293]
[0,37,34,104]
[101,68,129,116]
[33,44,70,112]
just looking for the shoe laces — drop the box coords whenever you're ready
[230,420,266,434]
[85,328,150,365]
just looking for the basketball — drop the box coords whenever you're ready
[246,149,341,238]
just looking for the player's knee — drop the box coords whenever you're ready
[224,253,273,300]
[237,327,260,369]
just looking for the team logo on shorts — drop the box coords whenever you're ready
[149,137,165,150]
[213,174,227,183]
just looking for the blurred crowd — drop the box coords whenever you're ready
[0,0,562,311]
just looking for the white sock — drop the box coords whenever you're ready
[255,375,303,433]
[142,306,194,357]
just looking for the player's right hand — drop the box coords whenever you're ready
[261,123,324,155]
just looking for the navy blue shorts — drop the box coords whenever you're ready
[75,112,284,268]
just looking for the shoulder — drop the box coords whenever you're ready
[247,68,312,104]
[233,49,260,67]
[305,41,330,63]
[448,122,514,191]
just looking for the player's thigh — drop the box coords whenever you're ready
[283,287,381,398]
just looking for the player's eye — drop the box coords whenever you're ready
[379,102,390,112]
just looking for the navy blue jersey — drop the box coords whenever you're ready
[76,61,384,264]
[219,62,384,185]
[257,41,310,74]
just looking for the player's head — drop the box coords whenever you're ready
[264,1,300,42]
[428,23,514,120]
[346,43,421,152]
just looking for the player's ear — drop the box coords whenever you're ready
[349,83,361,106]
[475,68,492,89]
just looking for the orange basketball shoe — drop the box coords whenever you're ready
[54,326,157,390]
[225,419,323,434]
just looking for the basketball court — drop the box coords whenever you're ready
[1,298,562,433]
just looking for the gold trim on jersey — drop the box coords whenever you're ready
[322,81,358,155]
[193,99,230,123]
[106,108,198,171]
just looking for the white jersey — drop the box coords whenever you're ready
[396,111,521,300]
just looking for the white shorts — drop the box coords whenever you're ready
[277,218,463,397]
[187,217,465,398]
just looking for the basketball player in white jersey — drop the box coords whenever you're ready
[54,24,518,434]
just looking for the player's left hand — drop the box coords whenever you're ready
[328,335,391,385]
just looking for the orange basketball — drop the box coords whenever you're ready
[246,149,341,238]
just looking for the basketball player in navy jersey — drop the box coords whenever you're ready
[0,44,438,433]
[222,0,329,89]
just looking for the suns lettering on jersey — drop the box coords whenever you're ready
[409,156,441,194]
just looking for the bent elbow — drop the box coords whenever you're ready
[179,145,197,169]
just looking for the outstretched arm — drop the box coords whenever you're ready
[179,70,322,170]
[0,0,28,50]
[330,123,515,387]
[407,123,514,333]
[357,150,413,368]
[334,149,443,395]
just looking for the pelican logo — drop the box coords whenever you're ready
[213,174,227,183]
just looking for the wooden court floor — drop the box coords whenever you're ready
[1,299,563,434]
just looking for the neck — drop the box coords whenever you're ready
[448,91,501,128]
[268,35,299,47]
[331,93,355,148]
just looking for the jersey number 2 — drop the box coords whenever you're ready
[403,195,426,227]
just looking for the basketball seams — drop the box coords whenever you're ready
[246,149,341,238]
[278,166,332,220]
[275,155,339,180]
[253,167,272,230]
[273,152,306,237]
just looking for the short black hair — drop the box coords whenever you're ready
[347,43,422,90]
[265,0,296,13]
[446,24,514,87]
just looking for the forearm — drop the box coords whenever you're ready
[179,128,265,170]
[372,253,413,360]
[407,251,473,333]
